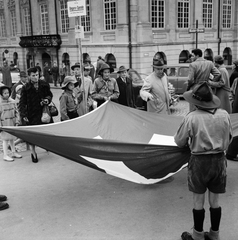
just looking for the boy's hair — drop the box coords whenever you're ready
[192,49,203,57]
[27,67,38,76]
[0,86,11,96]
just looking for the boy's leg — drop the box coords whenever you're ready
[2,140,13,161]
[204,192,221,240]
[9,140,22,158]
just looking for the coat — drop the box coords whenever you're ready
[72,75,93,116]
[0,66,13,87]
[0,97,18,140]
[18,80,53,125]
[214,65,231,113]
[187,57,221,88]
[43,66,52,83]
[116,76,134,107]
[140,72,171,114]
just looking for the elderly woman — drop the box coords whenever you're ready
[92,63,119,107]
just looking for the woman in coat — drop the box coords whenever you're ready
[211,55,231,113]
[18,67,53,163]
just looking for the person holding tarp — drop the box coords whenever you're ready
[174,82,232,240]
[140,59,171,114]
[92,63,119,107]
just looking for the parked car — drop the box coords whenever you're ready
[165,64,189,95]
[0,67,21,86]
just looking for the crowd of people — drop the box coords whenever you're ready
[0,50,238,240]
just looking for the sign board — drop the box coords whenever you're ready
[67,0,86,17]
[188,28,205,33]
[75,25,84,39]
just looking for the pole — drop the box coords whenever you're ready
[28,0,35,66]
[127,0,132,68]
[77,17,86,115]
[195,20,198,49]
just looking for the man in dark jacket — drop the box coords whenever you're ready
[19,67,53,163]
[116,66,134,108]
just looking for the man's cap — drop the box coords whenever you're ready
[71,62,81,70]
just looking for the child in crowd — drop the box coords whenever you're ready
[0,85,22,161]
[59,76,79,121]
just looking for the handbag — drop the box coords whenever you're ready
[41,105,51,123]
[48,101,59,117]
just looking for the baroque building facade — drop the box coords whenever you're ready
[0,0,237,75]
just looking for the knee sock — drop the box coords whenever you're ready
[210,207,221,231]
[2,140,8,157]
[193,208,205,232]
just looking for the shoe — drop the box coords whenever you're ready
[181,232,194,240]
[0,195,7,201]
[0,202,9,211]
[3,156,14,162]
[226,154,238,161]
[12,153,22,158]
[31,153,38,163]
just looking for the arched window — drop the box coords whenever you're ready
[42,52,51,67]
[179,50,190,63]
[105,53,116,69]
[83,53,91,63]
[204,48,213,62]
[13,52,18,65]
[153,52,167,65]
[223,47,232,65]
[62,52,70,66]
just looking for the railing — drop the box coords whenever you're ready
[19,34,62,48]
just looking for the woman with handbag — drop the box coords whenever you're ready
[59,76,79,121]
[18,67,53,163]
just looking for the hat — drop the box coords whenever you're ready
[71,62,81,70]
[19,71,27,77]
[98,62,114,76]
[61,76,78,89]
[83,64,93,70]
[233,60,238,66]
[183,81,220,109]
[214,55,224,63]
[16,84,23,93]
[117,66,128,73]
[152,59,167,69]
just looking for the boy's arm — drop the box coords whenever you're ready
[174,118,190,148]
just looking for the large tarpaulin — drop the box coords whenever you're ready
[1,101,238,184]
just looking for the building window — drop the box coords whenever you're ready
[60,0,69,33]
[40,4,49,34]
[203,0,213,28]
[0,13,6,37]
[178,0,189,28]
[81,0,90,32]
[23,8,31,36]
[104,0,116,30]
[151,0,165,29]
[222,0,231,28]
[10,9,17,36]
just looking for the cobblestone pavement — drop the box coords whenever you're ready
[0,85,189,153]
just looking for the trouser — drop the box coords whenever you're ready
[226,136,238,157]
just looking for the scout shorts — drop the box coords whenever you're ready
[188,153,227,194]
